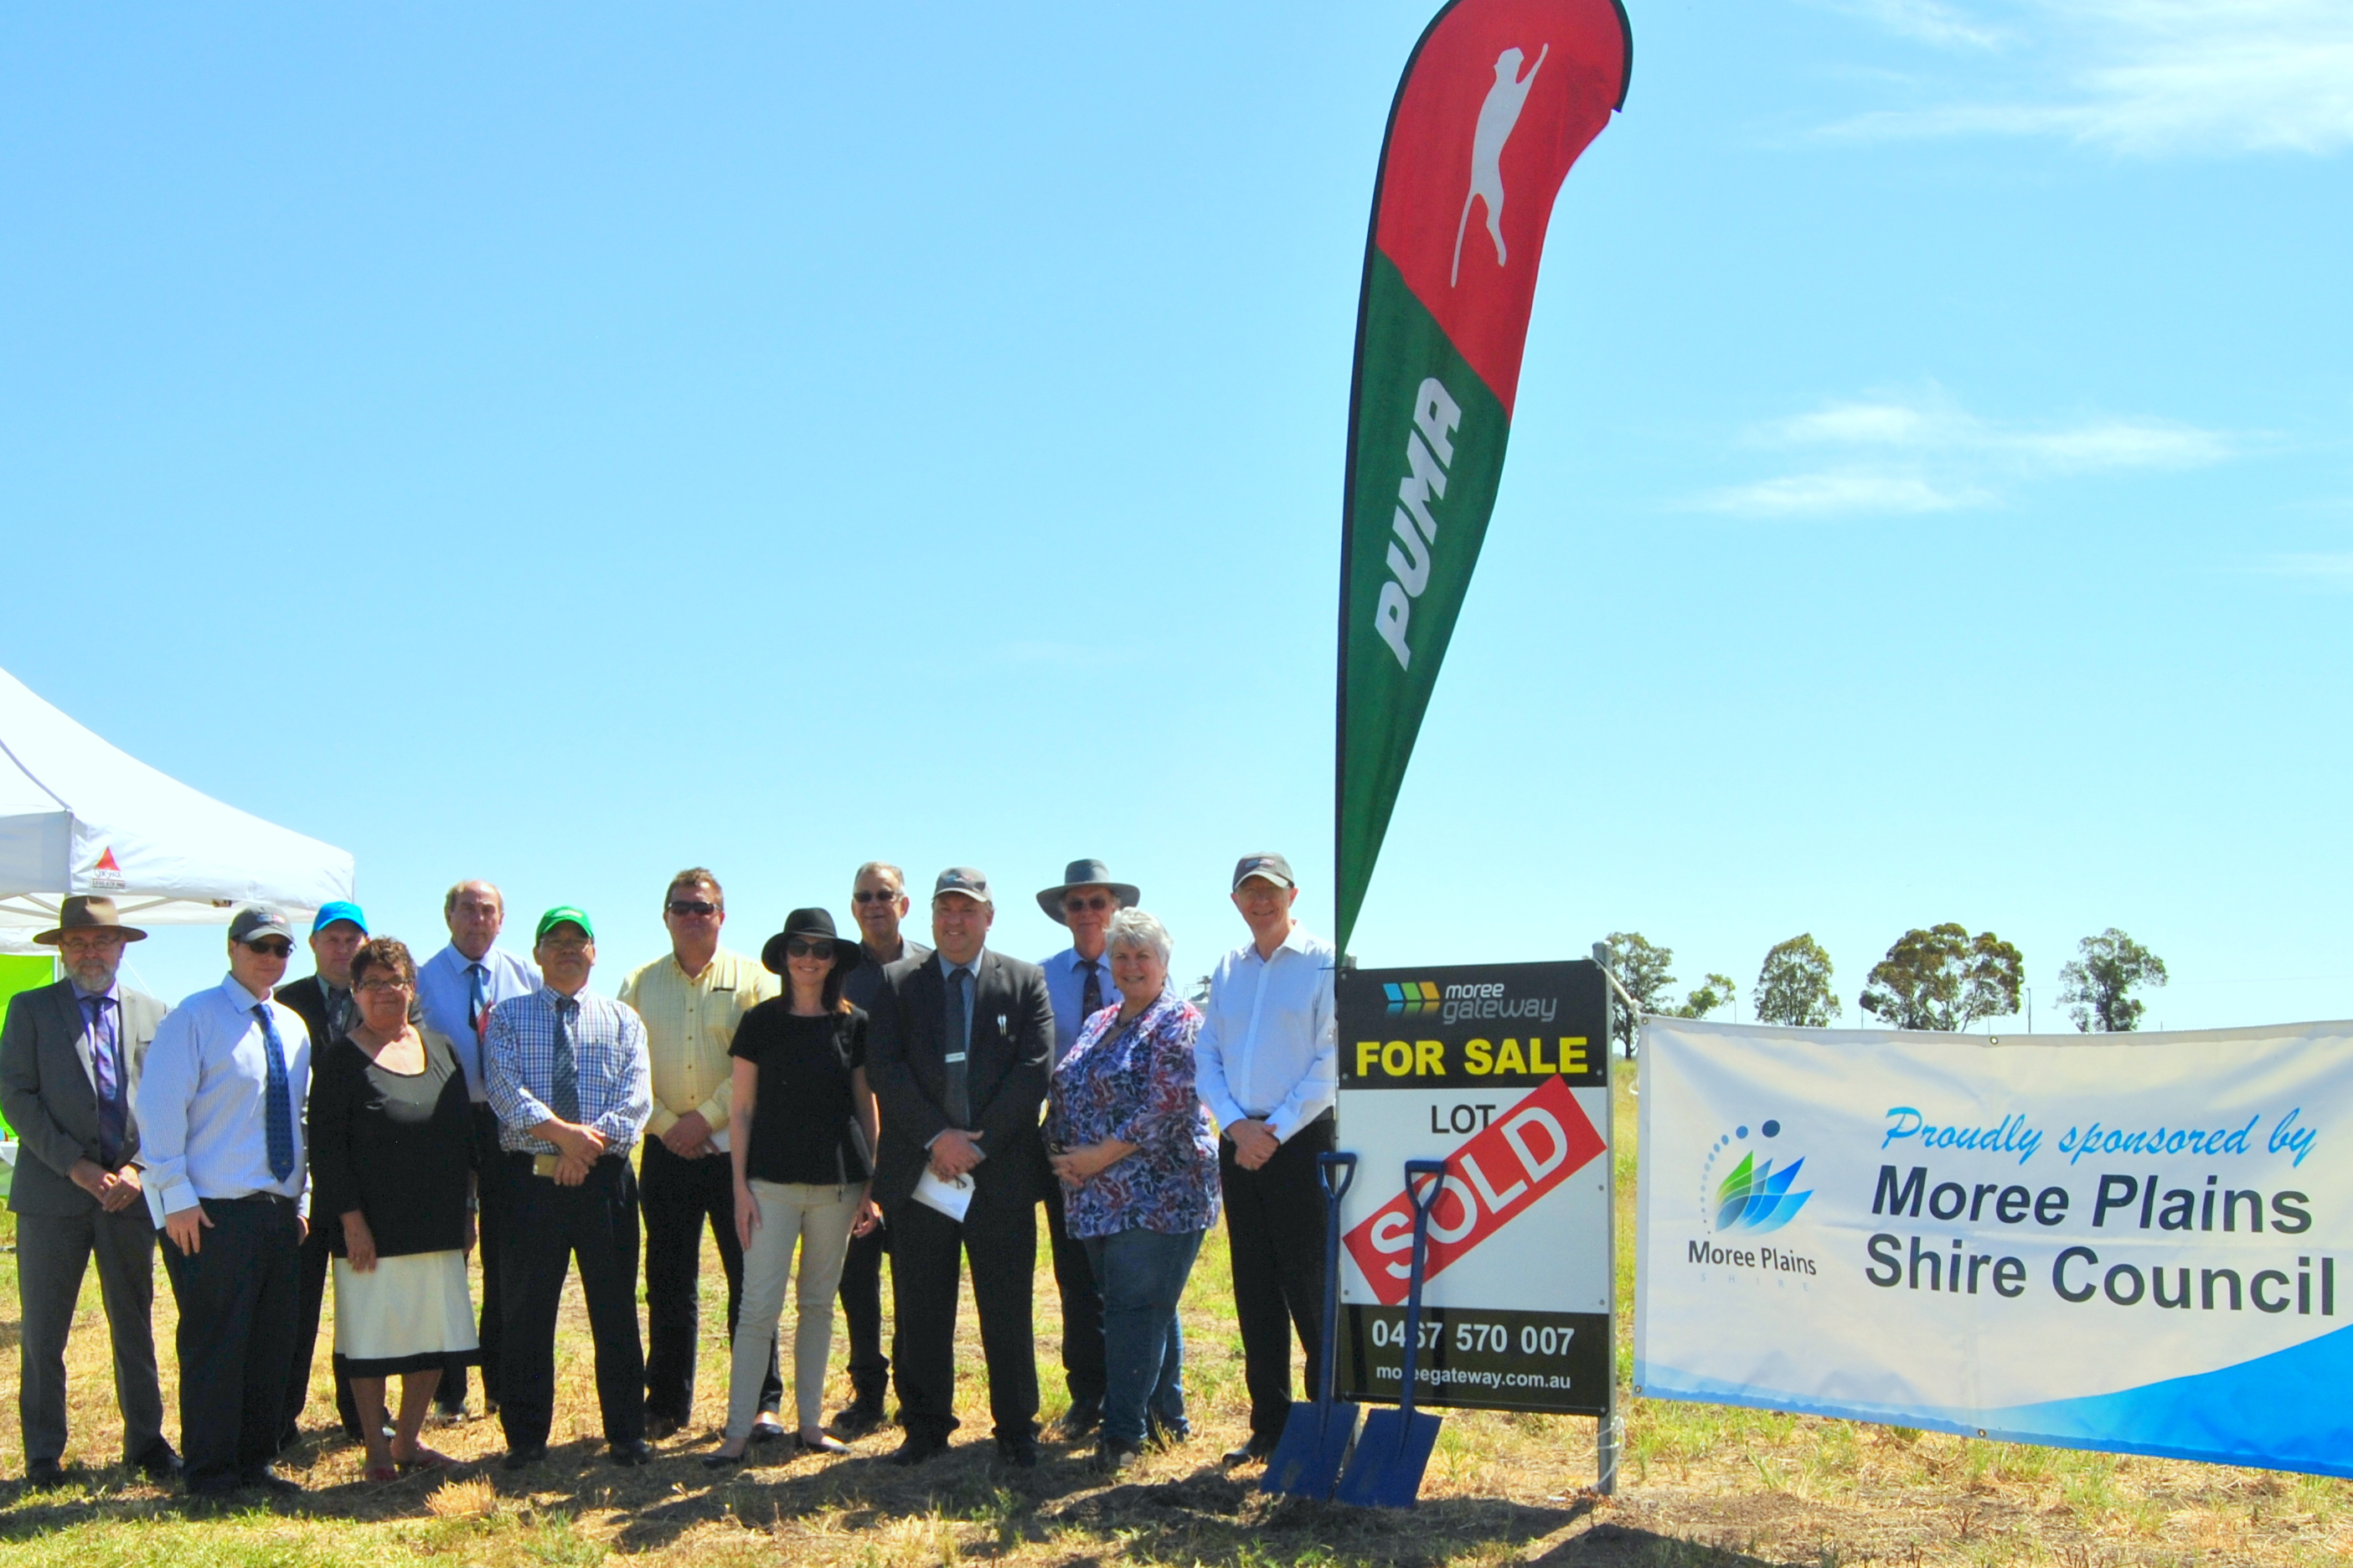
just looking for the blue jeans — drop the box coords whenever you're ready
[1081,1225,1205,1446]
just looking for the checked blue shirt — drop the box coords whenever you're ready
[484,985,653,1157]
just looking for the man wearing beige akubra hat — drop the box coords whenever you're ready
[0,896,178,1488]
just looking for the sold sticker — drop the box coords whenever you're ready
[1343,1075,1604,1305]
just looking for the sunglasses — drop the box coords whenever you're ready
[852,890,900,905]
[784,937,838,960]
[667,900,720,917]
[245,939,295,959]
[1063,894,1113,914]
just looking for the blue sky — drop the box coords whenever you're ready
[5,2,2348,1031]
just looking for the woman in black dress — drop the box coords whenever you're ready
[307,936,477,1479]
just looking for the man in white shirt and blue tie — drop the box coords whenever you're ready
[137,905,315,1497]
[415,879,541,1418]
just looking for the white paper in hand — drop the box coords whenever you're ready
[912,1166,974,1222]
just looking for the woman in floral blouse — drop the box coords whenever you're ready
[1046,908,1221,1473]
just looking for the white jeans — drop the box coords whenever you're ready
[729,1179,861,1438]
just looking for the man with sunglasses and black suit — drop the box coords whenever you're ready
[617,868,782,1443]
[865,868,1056,1467]
[1030,859,1135,1440]
[830,860,931,1438]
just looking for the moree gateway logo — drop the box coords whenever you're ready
[1385,978,1559,1025]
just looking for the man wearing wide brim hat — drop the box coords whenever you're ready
[1,896,178,1486]
[1029,858,1140,1439]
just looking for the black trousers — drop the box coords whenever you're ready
[285,1217,365,1445]
[159,1194,302,1490]
[498,1153,646,1452]
[1040,1178,1107,1407]
[888,1187,1038,1444]
[439,1102,508,1412]
[639,1135,780,1423]
[14,1203,166,1466]
[835,1217,891,1406]
[1219,1113,1336,1439]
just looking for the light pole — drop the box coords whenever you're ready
[2024,985,2033,1034]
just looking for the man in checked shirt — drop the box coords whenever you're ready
[485,905,654,1469]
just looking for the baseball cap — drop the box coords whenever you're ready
[228,905,296,946]
[1231,853,1297,891]
[932,867,992,905]
[535,905,596,943]
[312,900,369,936]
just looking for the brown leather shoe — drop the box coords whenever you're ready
[645,1414,684,1442]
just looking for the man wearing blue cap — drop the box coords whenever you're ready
[275,900,374,1450]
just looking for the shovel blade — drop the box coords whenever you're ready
[1333,1406,1443,1509]
[1259,1398,1360,1498]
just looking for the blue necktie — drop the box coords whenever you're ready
[1079,960,1103,1024]
[944,967,972,1128]
[252,1003,297,1183]
[549,998,581,1124]
[467,962,488,1037]
[86,996,125,1169]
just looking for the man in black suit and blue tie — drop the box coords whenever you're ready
[866,868,1056,1467]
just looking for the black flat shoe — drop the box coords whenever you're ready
[609,1441,652,1467]
[137,1444,183,1483]
[748,1421,789,1446]
[1054,1398,1102,1442]
[700,1450,746,1471]
[503,1446,548,1472]
[242,1464,304,1497]
[1091,1437,1144,1474]
[829,1401,885,1439]
[796,1432,851,1456]
[1221,1433,1279,1467]
[23,1458,67,1488]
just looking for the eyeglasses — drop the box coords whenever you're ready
[356,978,413,993]
[245,940,295,959]
[852,890,900,905]
[784,937,837,960]
[540,937,592,954]
[1063,894,1112,914]
[667,900,720,917]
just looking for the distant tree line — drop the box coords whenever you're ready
[1600,926,2167,1055]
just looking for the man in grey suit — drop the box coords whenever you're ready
[0,896,178,1487]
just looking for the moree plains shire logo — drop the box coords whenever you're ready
[1691,1119,1819,1277]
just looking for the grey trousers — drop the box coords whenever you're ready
[14,1204,167,1465]
[727,1180,859,1438]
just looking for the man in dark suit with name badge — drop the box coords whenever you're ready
[0,896,179,1486]
[866,867,1056,1467]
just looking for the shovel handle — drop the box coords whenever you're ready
[1316,1151,1358,1406]
[1319,1150,1358,1201]
[1396,1158,1449,1421]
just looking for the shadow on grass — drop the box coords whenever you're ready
[1529,1524,1785,1567]
[0,1431,1597,1566]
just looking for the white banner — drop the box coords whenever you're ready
[1635,1018,2353,1476]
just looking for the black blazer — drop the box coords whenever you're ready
[865,948,1056,1211]
[0,978,168,1217]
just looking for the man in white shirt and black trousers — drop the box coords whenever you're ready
[1192,853,1338,1467]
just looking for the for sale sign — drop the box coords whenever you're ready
[1333,959,1613,1415]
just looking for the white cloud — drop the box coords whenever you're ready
[1821,0,2010,50]
[1822,1,2353,156]
[1697,471,1987,516]
[1694,384,2233,518]
[2252,552,2353,586]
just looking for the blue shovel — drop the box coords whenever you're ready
[1261,1151,1360,1498]
[1334,1158,1447,1509]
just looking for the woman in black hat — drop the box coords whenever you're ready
[704,908,880,1467]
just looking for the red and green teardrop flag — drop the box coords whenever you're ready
[1336,0,1631,954]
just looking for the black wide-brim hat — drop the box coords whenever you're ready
[761,907,867,977]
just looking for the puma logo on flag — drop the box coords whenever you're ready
[1451,44,1548,287]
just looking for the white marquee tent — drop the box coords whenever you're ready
[0,665,354,952]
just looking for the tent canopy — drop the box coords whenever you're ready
[0,666,353,941]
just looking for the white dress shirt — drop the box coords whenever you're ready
[416,941,542,1101]
[135,974,312,1223]
[1192,925,1338,1143]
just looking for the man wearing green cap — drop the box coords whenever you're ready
[483,907,655,1468]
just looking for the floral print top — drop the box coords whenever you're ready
[1046,991,1222,1238]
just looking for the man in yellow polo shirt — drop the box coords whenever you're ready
[617,868,782,1443]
